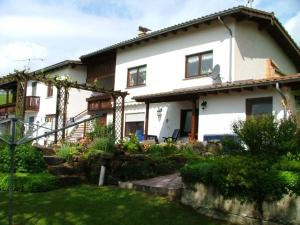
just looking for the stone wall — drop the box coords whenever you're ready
[181,182,300,225]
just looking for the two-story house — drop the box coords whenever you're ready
[80,6,300,142]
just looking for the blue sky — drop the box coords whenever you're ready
[0,0,299,75]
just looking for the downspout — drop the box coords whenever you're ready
[275,82,287,119]
[218,16,233,82]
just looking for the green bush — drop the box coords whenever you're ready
[123,135,141,153]
[0,143,47,173]
[232,115,299,156]
[181,156,289,203]
[91,137,115,153]
[221,136,244,154]
[278,171,300,195]
[274,156,300,172]
[0,172,57,192]
[56,144,80,161]
[90,122,114,140]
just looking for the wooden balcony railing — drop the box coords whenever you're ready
[25,96,40,112]
[88,99,113,112]
[0,103,16,115]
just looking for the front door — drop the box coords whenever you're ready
[180,109,198,137]
[98,114,107,126]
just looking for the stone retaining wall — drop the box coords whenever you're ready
[181,182,300,225]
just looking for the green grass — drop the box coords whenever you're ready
[0,185,229,225]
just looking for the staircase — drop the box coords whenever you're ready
[66,111,91,143]
[67,123,88,142]
[39,145,85,187]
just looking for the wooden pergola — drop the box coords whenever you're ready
[0,70,128,142]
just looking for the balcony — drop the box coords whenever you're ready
[0,103,16,116]
[87,97,113,113]
[25,96,40,112]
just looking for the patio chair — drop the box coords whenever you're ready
[162,129,180,143]
[146,135,159,144]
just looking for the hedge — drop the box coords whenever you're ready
[0,173,58,192]
[180,155,300,203]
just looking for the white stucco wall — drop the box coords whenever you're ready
[197,88,285,141]
[24,64,90,143]
[234,21,297,80]
[115,19,234,103]
[114,19,297,141]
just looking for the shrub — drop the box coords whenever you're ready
[0,143,47,173]
[148,143,178,157]
[90,122,114,140]
[91,137,115,153]
[181,156,288,203]
[232,115,299,156]
[56,144,80,161]
[221,136,244,154]
[0,172,57,192]
[123,135,141,153]
[278,171,300,195]
[274,153,300,172]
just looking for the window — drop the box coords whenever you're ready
[45,114,55,123]
[127,65,146,87]
[186,51,213,78]
[31,82,37,96]
[47,85,53,97]
[246,97,273,116]
[125,121,144,137]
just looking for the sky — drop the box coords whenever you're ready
[0,0,299,76]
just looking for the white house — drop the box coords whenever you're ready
[25,60,91,144]
[80,6,300,142]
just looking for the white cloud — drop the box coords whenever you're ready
[0,0,298,76]
[0,42,47,75]
[285,11,300,45]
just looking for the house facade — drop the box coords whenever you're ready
[80,6,300,142]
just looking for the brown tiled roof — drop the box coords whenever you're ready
[31,60,83,75]
[80,6,299,70]
[133,74,300,103]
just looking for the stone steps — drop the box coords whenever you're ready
[35,144,56,156]
[119,173,183,201]
[44,156,65,165]
[48,164,81,176]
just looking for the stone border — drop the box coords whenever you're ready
[181,182,300,225]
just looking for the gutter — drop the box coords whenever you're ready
[275,82,287,119]
[218,16,233,83]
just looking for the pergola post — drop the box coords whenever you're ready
[191,98,197,141]
[54,86,68,143]
[54,86,61,144]
[15,80,26,118]
[144,102,149,140]
[112,94,117,139]
[120,95,125,139]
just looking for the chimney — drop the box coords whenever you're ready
[138,26,151,37]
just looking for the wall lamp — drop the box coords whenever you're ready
[157,107,162,118]
[201,101,207,110]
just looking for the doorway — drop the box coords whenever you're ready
[180,109,198,137]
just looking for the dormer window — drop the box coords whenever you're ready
[127,65,147,87]
[186,51,213,78]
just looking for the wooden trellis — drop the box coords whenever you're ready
[0,70,128,143]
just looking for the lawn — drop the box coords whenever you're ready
[0,185,229,225]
